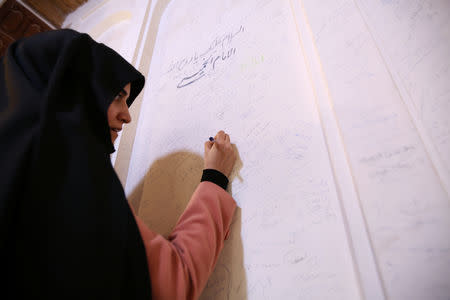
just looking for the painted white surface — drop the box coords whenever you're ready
[290,2,385,299]
[356,0,450,195]
[128,0,361,299]
[63,0,146,62]
[301,0,450,299]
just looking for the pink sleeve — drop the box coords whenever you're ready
[132,181,237,300]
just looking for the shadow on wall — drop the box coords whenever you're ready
[128,150,248,300]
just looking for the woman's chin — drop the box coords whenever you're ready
[110,130,118,143]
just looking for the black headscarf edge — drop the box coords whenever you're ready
[29,29,146,153]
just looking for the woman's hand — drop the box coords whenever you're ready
[204,130,236,178]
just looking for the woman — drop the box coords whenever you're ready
[0,29,236,300]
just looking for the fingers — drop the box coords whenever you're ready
[204,131,236,177]
[214,130,230,142]
[213,130,231,150]
[215,130,226,141]
[204,141,213,152]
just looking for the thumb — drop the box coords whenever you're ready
[204,141,213,153]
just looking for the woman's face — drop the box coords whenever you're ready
[107,83,131,143]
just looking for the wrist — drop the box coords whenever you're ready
[201,169,229,190]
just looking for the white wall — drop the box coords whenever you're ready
[64,0,148,62]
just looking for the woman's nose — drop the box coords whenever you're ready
[120,106,132,124]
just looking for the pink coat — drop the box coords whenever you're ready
[132,181,237,299]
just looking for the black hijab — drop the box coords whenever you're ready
[0,29,151,299]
